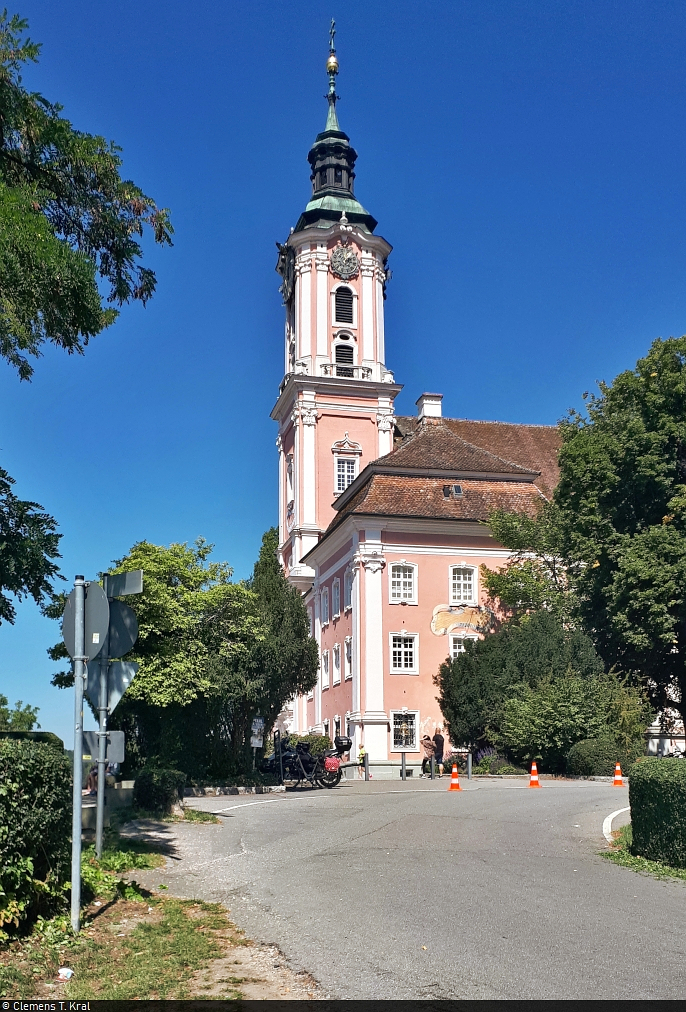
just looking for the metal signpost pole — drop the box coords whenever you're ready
[401,752,406,781]
[70,576,86,934]
[95,575,111,858]
[467,752,472,780]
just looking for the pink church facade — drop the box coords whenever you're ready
[271,40,560,765]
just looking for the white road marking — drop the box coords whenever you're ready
[603,806,630,842]
[210,798,287,813]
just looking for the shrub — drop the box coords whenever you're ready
[629,758,686,868]
[566,738,644,777]
[490,760,527,775]
[0,739,72,938]
[132,767,186,813]
[284,733,332,757]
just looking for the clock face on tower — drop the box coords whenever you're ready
[330,244,360,280]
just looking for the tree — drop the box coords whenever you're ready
[490,670,651,771]
[481,502,571,622]
[207,527,319,771]
[556,336,686,727]
[434,610,603,749]
[0,693,39,729]
[0,466,60,624]
[0,12,172,379]
[51,531,319,778]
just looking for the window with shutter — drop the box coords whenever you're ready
[335,287,354,323]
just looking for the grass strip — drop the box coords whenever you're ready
[65,898,235,1000]
[601,823,686,881]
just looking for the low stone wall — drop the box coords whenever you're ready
[184,784,285,796]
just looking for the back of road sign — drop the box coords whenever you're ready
[82,730,125,764]
[86,660,139,712]
[107,600,138,658]
[63,582,109,661]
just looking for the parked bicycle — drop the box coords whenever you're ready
[261,731,351,789]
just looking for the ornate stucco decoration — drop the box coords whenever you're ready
[301,406,319,426]
[354,549,386,574]
[275,243,295,304]
[376,412,394,432]
[331,432,363,455]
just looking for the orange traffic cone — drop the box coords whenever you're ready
[448,763,461,791]
[613,762,623,787]
[529,761,541,788]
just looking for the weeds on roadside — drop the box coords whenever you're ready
[601,823,686,881]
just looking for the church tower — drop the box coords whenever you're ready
[271,25,402,590]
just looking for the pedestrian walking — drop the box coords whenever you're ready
[432,728,445,777]
[420,735,435,776]
[358,744,366,779]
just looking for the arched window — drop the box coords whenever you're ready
[335,286,354,323]
[335,343,354,377]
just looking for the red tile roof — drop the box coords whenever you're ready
[331,475,546,528]
[304,415,560,561]
[382,419,538,478]
[394,416,560,498]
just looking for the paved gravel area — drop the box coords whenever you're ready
[129,779,685,1000]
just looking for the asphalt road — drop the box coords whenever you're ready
[130,779,685,1000]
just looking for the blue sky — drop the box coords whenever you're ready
[3,0,686,744]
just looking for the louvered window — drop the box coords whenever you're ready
[335,287,354,323]
[335,342,354,377]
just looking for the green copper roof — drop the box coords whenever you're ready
[292,22,377,234]
[324,97,340,133]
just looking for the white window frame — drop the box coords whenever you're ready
[335,455,357,493]
[332,578,341,618]
[331,284,358,329]
[450,633,479,659]
[321,587,329,625]
[449,564,477,605]
[322,649,330,689]
[344,570,352,610]
[389,632,419,674]
[389,561,417,605]
[333,642,341,685]
[323,718,330,739]
[344,636,352,680]
[390,709,420,752]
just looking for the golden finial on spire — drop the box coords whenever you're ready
[326,19,338,83]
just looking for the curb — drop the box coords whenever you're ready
[602,806,630,843]
[184,785,285,797]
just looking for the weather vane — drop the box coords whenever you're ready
[329,18,336,53]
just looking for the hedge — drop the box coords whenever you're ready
[628,758,686,868]
[132,767,186,813]
[0,739,72,938]
[265,733,333,758]
[566,738,644,777]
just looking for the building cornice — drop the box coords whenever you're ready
[287,221,392,261]
[301,513,494,569]
[271,374,403,424]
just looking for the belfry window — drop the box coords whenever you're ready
[335,343,354,377]
[335,287,354,324]
[320,170,328,187]
[334,167,342,184]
